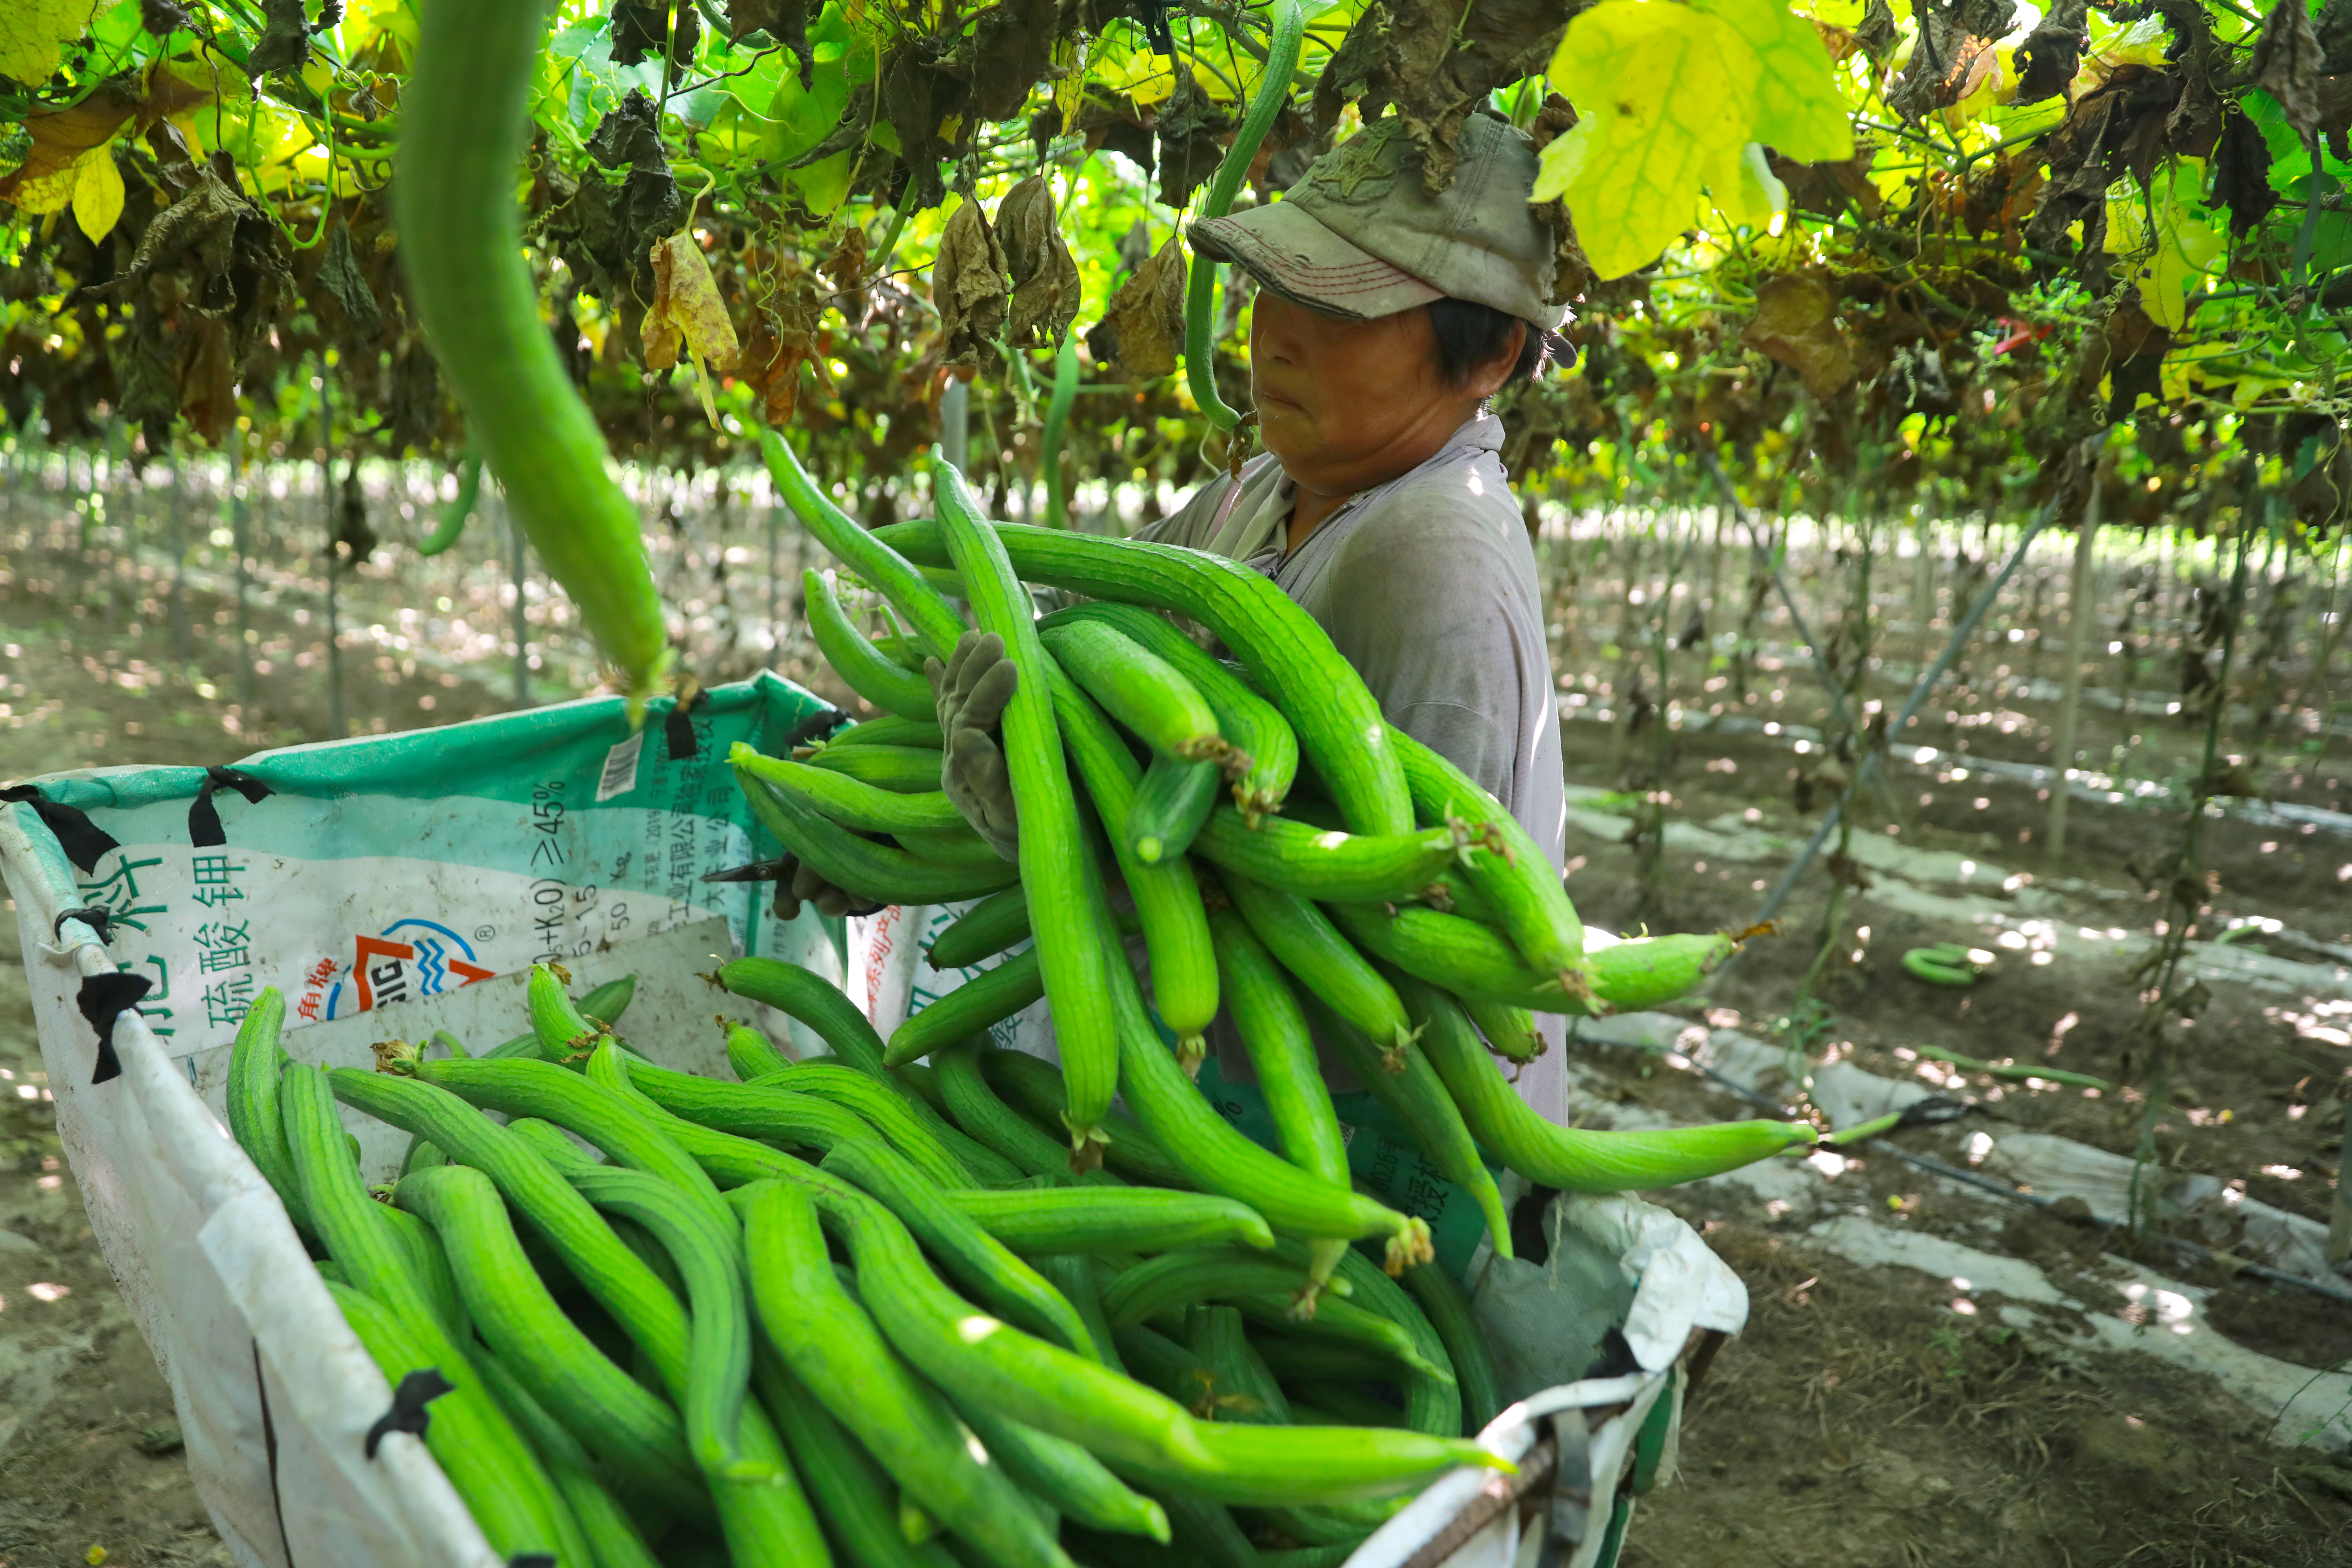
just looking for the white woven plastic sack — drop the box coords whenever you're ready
[0,677,842,1568]
[4,675,1750,1568]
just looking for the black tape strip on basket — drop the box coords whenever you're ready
[780,703,850,752]
[188,767,274,848]
[664,687,711,762]
[77,969,151,1084]
[54,906,114,944]
[0,785,120,874]
[510,1557,558,1568]
[364,1367,455,1458]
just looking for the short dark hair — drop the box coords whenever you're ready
[1426,297,1556,391]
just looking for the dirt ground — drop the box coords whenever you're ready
[5,501,2352,1566]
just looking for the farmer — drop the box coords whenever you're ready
[815,111,1576,1115]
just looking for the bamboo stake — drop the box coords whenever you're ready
[2045,469,2102,859]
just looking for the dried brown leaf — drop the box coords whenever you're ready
[1742,275,1857,401]
[933,196,1009,370]
[996,175,1081,348]
[1314,0,1565,193]
[2253,0,2324,138]
[1087,233,1186,379]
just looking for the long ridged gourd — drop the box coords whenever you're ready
[396,0,666,704]
[870,519,1412,836]
[931,453,1118,1164]
[1393,971,1818,1189]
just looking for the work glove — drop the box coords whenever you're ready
[772,860,885,922]
[930,629,1021,861]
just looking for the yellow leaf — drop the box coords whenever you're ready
[1707,140,1787,230]
[72,145,122,242]
[1692,0,1854,163]
[1054,36,1091,133]
[10,149,86,215]
[1542,0,1761,279]
[644,230,741,427]
[0,0,89,88]
[2104,160,2220,332]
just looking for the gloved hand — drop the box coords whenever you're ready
[771,860,885,922]
[929,629,1020,861]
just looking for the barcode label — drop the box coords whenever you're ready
[596,732,645,802]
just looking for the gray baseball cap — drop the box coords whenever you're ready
[1188,112,1566,329]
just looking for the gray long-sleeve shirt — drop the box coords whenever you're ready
[1138,411,1566,882]
[1138,411,1574,1121]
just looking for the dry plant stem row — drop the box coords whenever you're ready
[2127,486,2259,1235]
[1710,479,2071,989]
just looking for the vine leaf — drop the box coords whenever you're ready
[0,0,91,86]
[2103,162,2220,333]
[933,195,1010,371]
[1536,0,1759,280]
[1692,0,1854,164]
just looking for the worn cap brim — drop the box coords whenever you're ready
[1188,202,1443,322]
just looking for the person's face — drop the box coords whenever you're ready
[1247,293,1504,499]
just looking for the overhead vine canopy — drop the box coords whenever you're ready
[2,0,2349,530]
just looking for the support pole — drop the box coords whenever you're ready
[322,362,345,741]
[510,502,531,707]
[766,500,784,665]
[2046,468,2102,859]
[233,446,253,711]
[168,448,191,660]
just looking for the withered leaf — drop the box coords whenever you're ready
[1887,0,1967,123]
[820,223,869,317]
[667,1,701,70]
[1954,0,2016,41]
[177,316,237,445]
[246,0,311,75]
[741,270,825,423]
[335,461,377,564]
[1313,0,1566,194]
[1742,275,1857,402]
[932,196,1010,370]
[0,85,140,202]
[2319,0,2352,70]
[644,230,741,375]
[1155,65,1232,210]
[727,0,813,87]
[610,0,669,68]
[140,0,193,37]
[2010,0,2086,104]
[996,175,1080,348]
[313,217,381,343]
[2212,110,2280,236]
[1854,0,1898,63]
[1115,217,1154,277]
[2253,0,2324,137]
[1091,233,1186,379]
[588,88,666,169]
